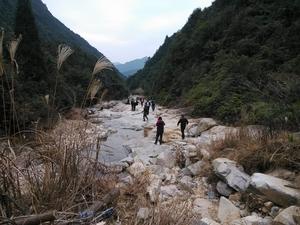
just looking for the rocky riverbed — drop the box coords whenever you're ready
[86,100,300,225]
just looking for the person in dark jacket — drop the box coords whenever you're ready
[155,117,165,145]
[177,115,189,139]
[143,104,150,121]
[151,100,156,111]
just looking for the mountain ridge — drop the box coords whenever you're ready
[128,0,300,129]
[114,56,149,77]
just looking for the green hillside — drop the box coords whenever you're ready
[128,0,300,129]
[0,0,127,133]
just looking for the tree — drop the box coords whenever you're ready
[14,0,50,128]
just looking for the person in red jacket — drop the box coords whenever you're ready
[155,117,165,145]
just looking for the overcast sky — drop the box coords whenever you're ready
[41,0,214,63]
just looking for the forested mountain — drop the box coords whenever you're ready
[128,0,300,129]
[0,0,127,133]
[114,57,149,77]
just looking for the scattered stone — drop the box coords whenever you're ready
[230,215,273,225]
[187,161,205,176]
[250,173,300,207]
[119,175,133,185]
[137,207,150,220]
[273,206,300,225]
[213,158,251,192]
[216,181,234,197]
[127,161,146,177]
[270,206,281,218]
[198,218,220,225]
[179,176,195,189]
[264,201,274,210]
[193,198,213,218]
[159,185,183,200]
[217,197,241,224]
[156,150,177,169]
[147,175,161,202]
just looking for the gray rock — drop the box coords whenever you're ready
[273,206,300,225]
[188,161,205,176]
[250,173,300,207]
[218,197,240,224]
[187,118,217,137]
[197,118,218,133]
[156,150,177,169]
[216,181,234,197]
[159,185,183,200]
[213,158,251,192]
[230,215,273,225]
[137,207,150,220]
[181,167,193,176]
[179,176,195,189]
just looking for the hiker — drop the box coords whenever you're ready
[155,117,165,145]
[151,100,156,111]
[143,104,149,121]
[131,99,135,111]
[177,115,189,139]
[141,97,144,107]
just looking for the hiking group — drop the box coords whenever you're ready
[128,96,189,145]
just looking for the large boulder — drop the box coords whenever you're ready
[250,173,300,207]
[217,197,241,224]
[213,158,251,192]
[273,206,300,225]
[188,118,217,137]
[156,150,177,169]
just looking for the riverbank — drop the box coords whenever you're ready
[0,100,299,225]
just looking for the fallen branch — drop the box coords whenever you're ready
[13,211,56,225]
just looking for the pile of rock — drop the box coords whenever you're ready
[209,157,300,225]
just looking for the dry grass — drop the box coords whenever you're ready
[0,120,118,219]
[210,128,300,174]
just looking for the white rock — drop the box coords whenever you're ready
[217,197,240,224]
[137,207,150,220]
[250,173,300,207]
[216,181,234,197]
[193,198,213,218]
[273,206,300,225]
[147,175,161,202]
[156,150,177,169]
[127,161,146,177]
[230,215,273,225]
[188,161,205,176]
[213,158,250,192]
[199,218,220,225]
